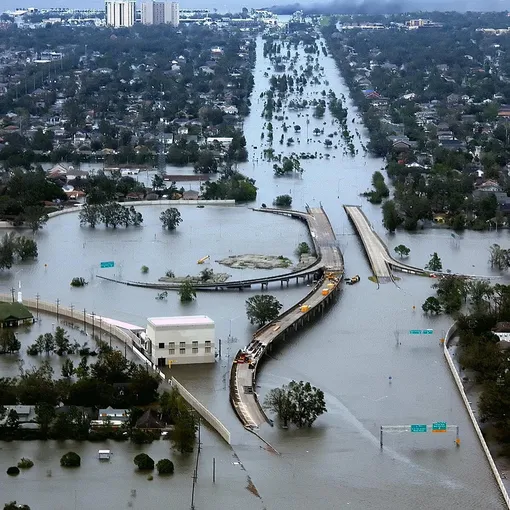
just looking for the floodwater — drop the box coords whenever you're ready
[0,33,508,510]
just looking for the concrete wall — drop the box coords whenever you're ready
[444,323,510,508]
[171,376,231,444]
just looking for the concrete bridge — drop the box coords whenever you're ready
[230,207,344,428]
[343,205,431,282]
[97,206,341,291]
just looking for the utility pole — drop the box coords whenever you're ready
[36,293,40,319]
[83,309,86,332]
[56,298,60,321]
[91,312,95,340]
[10,287,15,303]
[70,303,74,320]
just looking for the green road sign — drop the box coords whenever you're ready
[410,424,427,433]
[422,329,434,335]
[100,261,115,268]
[409,330,421,335]
[432,421,447,432]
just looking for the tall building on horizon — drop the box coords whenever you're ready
[141,1,179,26]
[105,0,136,27]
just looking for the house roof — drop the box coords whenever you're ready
[135,409,164,429]
[0,302,33,322]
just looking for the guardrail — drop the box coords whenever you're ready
[443,323,510,508]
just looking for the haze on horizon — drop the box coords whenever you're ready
[2,0,509,13]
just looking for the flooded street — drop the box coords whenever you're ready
[0,32,508,509]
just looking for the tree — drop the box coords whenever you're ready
[273,194,292,207]
[200,268,214,282]
[172,400,197,453]
[61,359,75,378]
[60,452,81,467]
[54,327,71,355]
[23,206,48,233]
[422,296,442,314]
[13,236,38,260]
[245,295,283,327]
[394,245,410,258]
[264,380,327,428]
[79,204,101,228]
[425,252,443,272]
[382,200,401,232]
[179,280,196,303]
[152,174,164,191]
[263,386,293,427]
[160,208,182,230]
[133,453,154,470]
[4,503,30,510]
[295,242,311,256]
[5,409,19,430]
[156,459,175,475]
[35,402,56,437]
[0,329,20,354]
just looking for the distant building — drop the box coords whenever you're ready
[141,1,179,26]
[146,315,215,366]
[105,0,136,27]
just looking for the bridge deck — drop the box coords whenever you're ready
[231,206,344,428]
[343,205,431,278]
[344,205,392,278]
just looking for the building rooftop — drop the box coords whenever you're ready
[147,315,214,328]
[0,302,33,322]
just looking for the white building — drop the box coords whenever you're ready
[147,315,215,366]
[141,1,179,26]
[105,0,136,27]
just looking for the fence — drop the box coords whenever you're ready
[443,323,510,508]
[171,377,231,444]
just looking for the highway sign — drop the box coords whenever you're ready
[100,261,115,268]
[410,424,427,433]
[422,329,434,335]
[409,330,421,335]
[409,329,434,335]
[432,421,447,432]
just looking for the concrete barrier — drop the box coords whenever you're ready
[444,323,510,508]
[171,376,231,444]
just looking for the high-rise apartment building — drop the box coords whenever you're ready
[140,1,179,26]
[105,0,136,28]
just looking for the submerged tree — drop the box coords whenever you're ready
[264,380,327,428]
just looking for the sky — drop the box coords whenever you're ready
[2,0,509,15]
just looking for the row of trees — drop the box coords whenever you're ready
[0,232,38,270]
[79,203,143,228]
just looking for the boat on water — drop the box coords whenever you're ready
[346,275,360,285]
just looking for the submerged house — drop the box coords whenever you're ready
[0,302,34,328]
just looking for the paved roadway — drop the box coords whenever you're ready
[343,205,434,280]
[232,207,344,428]
[343,205,392,279]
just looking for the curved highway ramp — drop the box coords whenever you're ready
[230,206,344,428]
